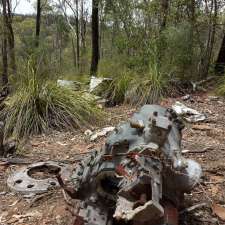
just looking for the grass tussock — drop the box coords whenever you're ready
[1,65,103,139]
[93,70,134,106]
[95,64,169,106]
[126,64,169,105]
[216,78,225,96]
[102,71,133,105]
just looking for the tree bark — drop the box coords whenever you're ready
[0,122,4,156]
[75,0,80,69]
[90,0,100,76]
[200,0,217,77]
[80,0,86,51]
[160,0,169,31]
[35,0,41,47]
[158,0,169,63]
[2,38,8,86]
[215,34,225,74]
[2,0,9,87]
[6,0,16,75]
[72,38,77,68]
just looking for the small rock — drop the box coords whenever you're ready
[84,129,93,136]
[181,94,191,101]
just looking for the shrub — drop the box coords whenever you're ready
[217,78,225,96]
[94,70,134,105]
[1,63,103,139]
[126,63,169,105]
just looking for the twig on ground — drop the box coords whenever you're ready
[0,157,31,165]
[204,180,225,185]
[182,147,211,154]
[179,203,207,214]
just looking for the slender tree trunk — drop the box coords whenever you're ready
[6,0,16,75]
[158,0,169,64]
[160,0,169,31]
[0,122,4,156]
[90,0,100,76]
[72,38,77,68]
[80,0,86,73]
[75,0,80,69]
[189,0,195,48]
[2,0,9,87]
[35,0,41,47]
[215,33,225,74]
[188,0,195,74]
[200,0,217,77]
[2,38,8,86]
[99,6,105,58]
[80,0,86,51]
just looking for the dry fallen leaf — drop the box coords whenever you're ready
[210,175,224,196]
[212,203,225,221]
[211,185,219,196]
[0,162,9,171]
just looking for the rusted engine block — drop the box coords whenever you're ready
[64,105,202,225]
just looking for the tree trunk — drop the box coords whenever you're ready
[0,122,4,156]
[188,0,195,75]
[158,0,169,64]
[81,0,86,51]
[200,0,217,78]
[160,0,169,31]
[215,34,225,74]
[6,0,16,75]
[72,38,77,68]
[75,0,80,69]
[2,0,9,87]
[35,0,41,47]
[90,0,100,76]
[2,38,8,86]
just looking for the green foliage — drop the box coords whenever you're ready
[1,62,103,139]
[105,71,134,105]
[98,58,127,77]
[216,78,225,96]
[94,69,134,105]
[126,63,169,105]
[161,23,198,80]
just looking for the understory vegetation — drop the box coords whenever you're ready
[217,78,225,96]
[1,62,103,139]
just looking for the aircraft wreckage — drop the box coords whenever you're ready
[58,104,202,225]
[7,105,202,225]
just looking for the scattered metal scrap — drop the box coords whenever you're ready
[7,161,72,195]
[57,80,83,91]
[172,101,206,123]
[58,104,202,225]
[85,126,115,141]
[89,76,112,92]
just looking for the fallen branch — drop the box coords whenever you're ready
[182,149,209,154]
[0,157,31,165]
[204,180,225,185]
[179,202,207,214]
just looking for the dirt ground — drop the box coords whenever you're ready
[0,94,225,225]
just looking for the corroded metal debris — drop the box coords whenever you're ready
[60,105,202,225]
[7,161,71,195]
